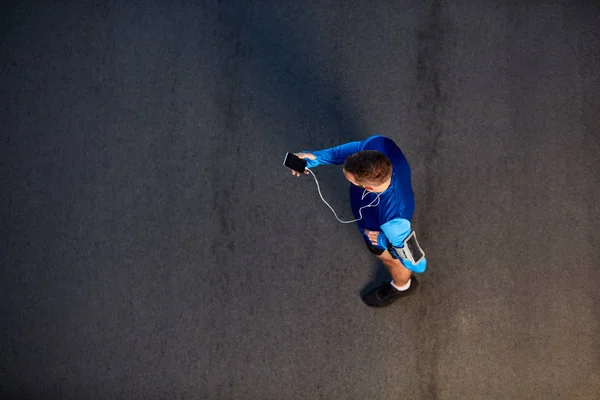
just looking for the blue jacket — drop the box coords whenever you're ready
[304,135,426,273]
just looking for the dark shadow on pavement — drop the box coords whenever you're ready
[360,261,392,297]
[219,2,387,288]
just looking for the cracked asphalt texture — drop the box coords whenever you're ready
[1,1,599,399]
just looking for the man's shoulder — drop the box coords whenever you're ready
[362,135,403,155]
[362,134,394,148]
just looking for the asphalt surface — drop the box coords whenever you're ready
[1,1,599,399]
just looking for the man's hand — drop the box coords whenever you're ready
[291,152,316,176]
[364,229,380,246]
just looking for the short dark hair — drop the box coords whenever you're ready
[343,150,392,185]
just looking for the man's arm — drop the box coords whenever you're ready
[378,218,427,273]
[301,140,362,168]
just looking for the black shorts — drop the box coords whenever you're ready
[367,244,386,256]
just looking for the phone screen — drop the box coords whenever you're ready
[406,235,424,263]
[283,152,307,173]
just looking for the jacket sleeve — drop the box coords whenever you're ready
[301,140,362,168]
[379,218,427,273]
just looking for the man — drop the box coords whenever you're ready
[291,134,426,307]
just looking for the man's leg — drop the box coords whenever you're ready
[375,250,412,287]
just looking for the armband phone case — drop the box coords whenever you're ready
[393,231,424,264]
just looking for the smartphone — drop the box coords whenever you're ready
[283,152,307,174]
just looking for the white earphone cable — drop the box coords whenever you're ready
[306,168,380,223]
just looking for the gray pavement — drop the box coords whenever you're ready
[1,1,599,399]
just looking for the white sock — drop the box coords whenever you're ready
[391,279,411,291]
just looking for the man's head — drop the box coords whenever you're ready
[343,150,392,191]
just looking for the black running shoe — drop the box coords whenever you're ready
[361,277,418,307]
